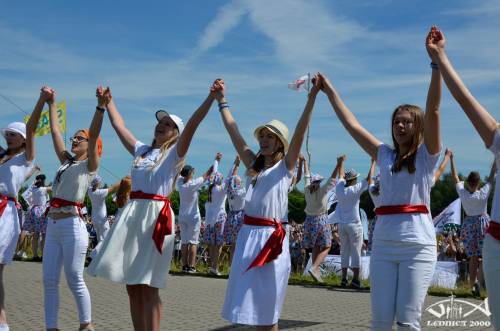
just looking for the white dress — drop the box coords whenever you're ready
[87,141,184,288]
[222,160,292,326]
[0,153,34,264]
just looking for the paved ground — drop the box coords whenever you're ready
[4,262,494,330]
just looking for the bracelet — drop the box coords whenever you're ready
[430,62,439,70]
[218,102,229,111]
[96,106,106,112]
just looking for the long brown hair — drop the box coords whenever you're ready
[116,176,132,208]
[391,104,424,174]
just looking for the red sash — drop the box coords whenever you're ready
[0,195,18,218]
[375,204,429,216]
[130,191,172,254]
[243,215,286,272]
[45,198,85,219]
[487,221,500,241]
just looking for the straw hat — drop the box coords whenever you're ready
[345,169,360,181]
[253,119,289,152]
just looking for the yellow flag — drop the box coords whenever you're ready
[24,101,67,137]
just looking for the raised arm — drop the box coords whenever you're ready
[428,27,497,147]
[87,87,106,173]
[319,73,381,160]
[295,154,304,184]
[303,155,311,187]
[338,155,346,179]
[176,83,217,158]
[449,152,460,184]
[285,74,321,171]
[47,88,67,164]
[229,155,240,177]
[367,159,376,185]
[434,148,452,183]
[212,152,222,173]
[424,27,442,155]
[215,81,256,169]
[25,87,52,162]
[488,158,497,184]
[103,88,137,155]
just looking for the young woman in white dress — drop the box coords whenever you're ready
[216,76,321,330]
[319,27,442,330]
[428,26,500,328]
[87,81,219,331]
[0,87,47,331]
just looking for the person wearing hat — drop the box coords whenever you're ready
[302,156,338,283]
[318,27,443,330]
[87,175,120,244]
[87,81,219,331]
[215,75,321,330]
[429,28,500,328]
[334,156,369,288]
[176,161,213,274]
[23,173,52,262]
[223,155,246,265]
[203,152,228,276]
[42,86,104,331]
[0,86,47,331]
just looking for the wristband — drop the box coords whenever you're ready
[218,102,229,111]
[96,106,106,112]
[430,62,439,70]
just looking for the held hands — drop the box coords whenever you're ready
[210,78,225,102]
[316,73,334,95]
[234,155,241,166]
[426,26,446,60]
[445,148,453,158]
[309,73,323,97]
[337,154,346,163]
[96,86,112,108]
[40,86,56,104]
[215,152,223,161]
[298,153,306,162]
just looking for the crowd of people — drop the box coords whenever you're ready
[1,26,499,331]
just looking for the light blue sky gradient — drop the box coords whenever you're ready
[1,0,499,186]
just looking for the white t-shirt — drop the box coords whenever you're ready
[176,176,204,220]
[31,186,49,206]
[131,141,184,196]
[368,184,382,208]
[88,188,109,223]
[335,178,368,223]
[204,184,227,225]
[0,153,34,198]
[244,160,293,221]
[374,143,440,245]
[50,159,95,215]
[456,182,490,216]
[488,129,500,222]
[226,176,246,212]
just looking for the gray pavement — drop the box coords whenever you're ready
[4,262,494,330]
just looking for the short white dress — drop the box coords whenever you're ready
[0,153,34,264]
[87,141,184,288]
[222,160,292,326]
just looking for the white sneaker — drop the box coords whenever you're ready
[208,268,221,276]
[308,268,324,283]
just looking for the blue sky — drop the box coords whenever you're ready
[1,0,499,186]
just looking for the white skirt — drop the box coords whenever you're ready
[86,199,175,288]
[0,203,21,265]
[221,223,291,326]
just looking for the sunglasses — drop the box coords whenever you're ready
[70,136,88,143]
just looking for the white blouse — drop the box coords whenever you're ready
[0,153,34,198]
[456,182,490,217]
[374,143,440,245]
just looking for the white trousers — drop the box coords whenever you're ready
[179,214,201,245]
[93,219,110,243]
[338,222,363,268]
[43,216,91,329]
[483,234,500,330]
[370,241,436,331]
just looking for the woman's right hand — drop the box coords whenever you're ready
[40,86,56,104]
[210,78,225,102]
[426,26,446,60]
[96,86,112,108]
[317,73,334,95]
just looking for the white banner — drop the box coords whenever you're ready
[303,255,458,289]
[433,198,462,233]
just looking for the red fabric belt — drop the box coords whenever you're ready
[243,215,286,272]
[45,198,85,219]
[375,204,429,216]
[130,191,172,254]
[0,195,19,218]
[487,221,500,241]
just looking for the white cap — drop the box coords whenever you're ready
[155,110,184,134]
[1,122,26,139]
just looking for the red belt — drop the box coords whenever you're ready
[243,215,286,272]
[45,198,85,219]
[130,191,172,254]
[375,204,429,216]
[0,195,19,218]
[487,222,500,241]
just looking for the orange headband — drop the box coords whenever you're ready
[78,129,103,157]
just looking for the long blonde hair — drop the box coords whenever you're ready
[391,104,424,174]
[133,131,180,169]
